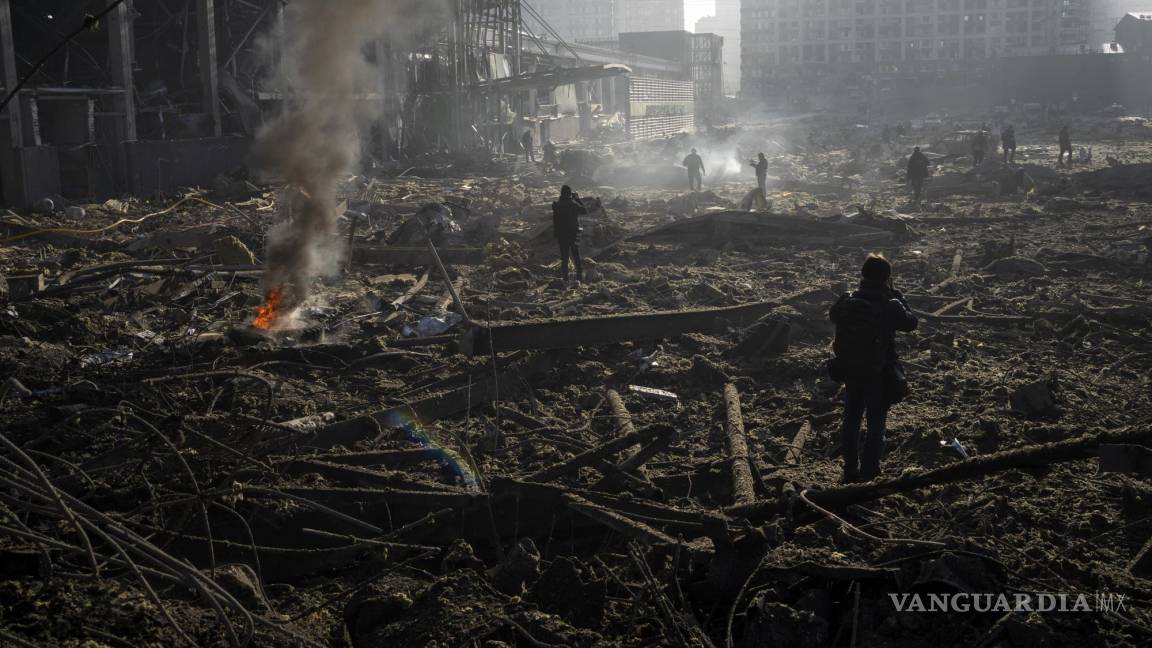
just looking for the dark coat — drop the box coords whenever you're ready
[753,158,768,178]
[907,151,930,181]
[552,196,586,243]
[682,153,705,174]
[829,279,918,366]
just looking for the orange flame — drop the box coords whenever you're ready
[253,287,284,330]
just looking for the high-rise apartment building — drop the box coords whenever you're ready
[696,0,741,93]
[527,0,686,45]
[527,0,618,43]
[741,0,1094,102]
[618,0,686,35]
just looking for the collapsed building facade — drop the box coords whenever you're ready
[0,0,707,208]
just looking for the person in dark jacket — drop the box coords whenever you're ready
[552,185,586,283]
[1058,126,1072,165]
[682,149,706,191]
[1001,125,1017,164]
[971,130,987,166]
[522,130,535,163]
[906,147,930,204]
[750,153,768,196]
[829,254,918,483]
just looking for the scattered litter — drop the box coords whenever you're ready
[403,312,464,338]
[627,385,678,400]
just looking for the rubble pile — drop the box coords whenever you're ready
[1,128,1151,647]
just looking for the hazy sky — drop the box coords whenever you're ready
[685,0,715,31]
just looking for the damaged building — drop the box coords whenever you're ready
[1,0,708,208]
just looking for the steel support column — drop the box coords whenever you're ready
[197,0,221,136]
[107,0,137,142]
[0,0,22,147]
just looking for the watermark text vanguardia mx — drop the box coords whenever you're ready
[889,592,1128,614]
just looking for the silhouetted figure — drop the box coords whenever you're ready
[906,146,930,204]
[542,140,557,171]
[971,130,988,166]
[1001,125,1017,164]
[1058,126,1072,165]
[750,153,768,196]
[522,130,535,163]
[552,185,586,283]
[828,254,918,483]
[682,148,706,192]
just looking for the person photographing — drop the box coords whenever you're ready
[828,254,918,483]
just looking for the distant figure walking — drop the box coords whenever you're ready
[682,148,706,192]
[542,140,557,172]
[1058,125,1073,165]
[552,185,586,283]
[522,130,535,163]
[971,130,988,166]
[1001,125,1017,164]
[750,152,768,196]
[828,254,918,483]
[906,146,930,204]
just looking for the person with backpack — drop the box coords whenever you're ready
[828,254,918,483]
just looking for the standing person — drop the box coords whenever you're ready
[542,140,557,172]
[682,148,706,192]
[521,129,535,163]
[1058,125,1072,165]
[906,146,930,204]
[971,129,987,166]
[828,254,918,483]
[1001,125,1017,164]
[750,153,769,196]
[552,185,586,283]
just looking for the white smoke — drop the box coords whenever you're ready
[255,0,449,308]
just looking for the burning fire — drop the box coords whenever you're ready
[252,287,285,330]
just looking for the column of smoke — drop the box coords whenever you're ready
[255,0,447,316]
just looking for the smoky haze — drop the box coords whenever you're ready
[255,0,449,312]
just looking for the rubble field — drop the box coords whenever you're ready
[1,127,1151,647]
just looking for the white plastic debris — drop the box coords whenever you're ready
[403,312,464,338]
[80,349,134,368]
[940,437,969,459]
[628,385,678,400]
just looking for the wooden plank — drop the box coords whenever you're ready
[786,420,813,465]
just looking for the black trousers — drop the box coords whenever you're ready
[756,174,767,195]
[911,178,925,202]
[688,171,702,191]
[559,238,582,281]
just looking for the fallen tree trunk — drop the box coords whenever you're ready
[726,426,1152,522]
[724,384,756,506]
